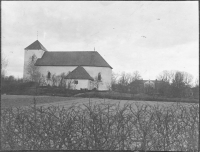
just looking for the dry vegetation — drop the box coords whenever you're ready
[1,101,199,151]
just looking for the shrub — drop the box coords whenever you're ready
[1,102,199,151]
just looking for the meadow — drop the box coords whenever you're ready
[1,94,197,109]
[1,95,79,108]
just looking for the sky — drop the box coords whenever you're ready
[1,1,199,82]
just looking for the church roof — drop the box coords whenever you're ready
[65,66,94,81]
[25,40,48,51]
[35,51,112,69]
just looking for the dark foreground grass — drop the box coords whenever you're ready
[1,102,199,151]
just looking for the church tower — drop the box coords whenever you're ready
[23,40,48,81]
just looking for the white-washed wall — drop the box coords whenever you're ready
[38,66,112,90]
[38,66,77,77]
[83,66,112,90]
[65,79,89,90]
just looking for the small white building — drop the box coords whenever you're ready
[23,40,113,90]
[144,80,155,88]
[64,66,94,90]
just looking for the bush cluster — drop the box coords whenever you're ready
[112,71,199,99]
[1,76,92,96]
[1,102,199,151]
[1,76,37,95]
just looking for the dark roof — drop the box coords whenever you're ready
[25,40,48,51]
[35,51,112,69]
[65,66,94,81]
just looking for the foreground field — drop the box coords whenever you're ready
[2,95,197,109]
[1,98,199,151]
[1,95,79,108]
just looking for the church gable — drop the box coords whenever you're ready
[65,66,94,81]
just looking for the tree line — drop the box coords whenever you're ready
[111,70,199,98]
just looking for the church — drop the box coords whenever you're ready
[23,40,112,90]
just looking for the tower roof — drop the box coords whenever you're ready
[25,40,48,51]
[65,66,94,81]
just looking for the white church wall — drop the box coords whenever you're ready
[75,79,89,90]
[88,80,94,90]
[83,66,112,90]
[38,66,77,77]
[65,79,89,90]
[23,49,45,80]
[37,66,112,90]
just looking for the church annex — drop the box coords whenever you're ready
[23,40,112,90]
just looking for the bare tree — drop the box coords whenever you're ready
[130,71,142,82]
[128,71,143,94]
[1,52,8,77]
[111,72,119,85]
[157,70,174,83]
[182,71,193,87]
[93,76,103,90]
[26,55,41,83]
[111,72,119,91]
[117,72,132,92]
[59,72,67,88]
[156,70,195,98]
[192,78,199,99]
[39,75,48,86]
[66,79,73,89]
[51,74,58,86]
[118,72,130,85]
[170,71,194,98]
[194,78,199,87]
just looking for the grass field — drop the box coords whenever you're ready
[1,95,79,108]
[1,95,199,151]
[77,91,199,103]
[1,95,197,109]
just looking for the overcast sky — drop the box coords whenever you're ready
[2,1,199,82]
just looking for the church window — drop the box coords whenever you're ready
[74,80,78,84]
[98,72,101,81]
[47,72,51,79]
[32,55,35,61]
